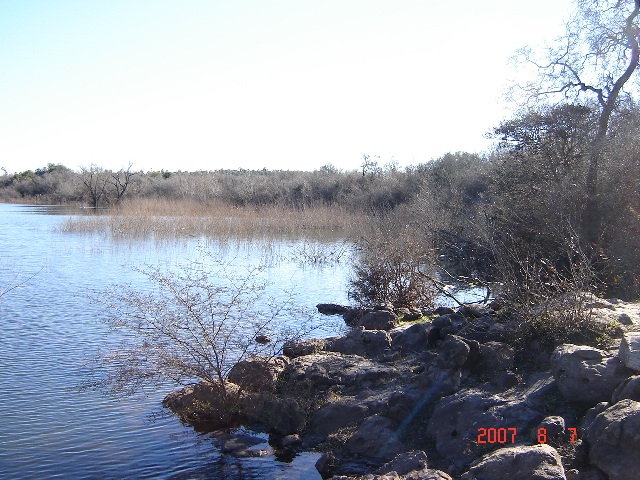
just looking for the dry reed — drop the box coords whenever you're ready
[59,198,365,241]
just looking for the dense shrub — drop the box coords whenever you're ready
[348,221,437,308]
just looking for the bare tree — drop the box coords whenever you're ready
[108,162,136,204]
[361,154,381,177]
[513,0,640,242]
[86,252,319,398]
[80,164,110,208]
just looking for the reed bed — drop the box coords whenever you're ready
[59,198,366,241]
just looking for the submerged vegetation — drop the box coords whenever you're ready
[59,198,361,240]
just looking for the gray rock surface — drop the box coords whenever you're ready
[345,415,406,461]
[550,344,634,404]
[286,352,397,389]
[536,416,566,446]
[327,327,392,359]
[435,335,470,369]
[391,322,432,355]
[162,380,243,427]
[618,332,640,371]
[586,399,640,480]
[359,310,399,331]
[242,393,306,436]
[283,338,327,358]
[461,444,566,480]
[426,389,543,467]
[373,450,429,476]
[227,356,287,392]
[611,374,640,402]
[477,341,515,371]
[309,400,369,437]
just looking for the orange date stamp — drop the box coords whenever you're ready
[477,427,579,444]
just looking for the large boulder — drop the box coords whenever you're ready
[344,415,406,461]
[317,303,350,315]
[565,470,608,480]
[391,322,433,355]
[374,450,429,476]
[551,344,634,405]
[374,450,453,479]
[420,364,464,397]
[618,332,640,371]
[359,310,399,331]
[476,341,515,372]
[283,338,327,358]
[586,399,640,480]
[162,380,243,428]
[285,352,397,390]
[309,400,369,437]
[227,356,287,392]
[242,393,306,436]
[426,389,543,467]
[327,327,392,359]
[611,375,640,402]
[435,334,470,369]
[461,444,566,480]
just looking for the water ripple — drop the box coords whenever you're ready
[0,205,340,479]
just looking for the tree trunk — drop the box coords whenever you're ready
[584,0,640,245]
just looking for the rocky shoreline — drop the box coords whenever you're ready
[163,299,640,480]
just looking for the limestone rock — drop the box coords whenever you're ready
[477,341,515,371]
[611,375,640,402]
[426,389,543,467]
[435,335,470,369]
[618,332,640,371]
[550,344,634,405]
[162,380,243,428]
[359,310,399,331]
[227,356,286,392]
[461,444,566,480]
[327,327,391,359]
[344,415,406,461]
[586,399,640,480]
[309,400,369,437]
[285,352,397,389]
[282,338,327,358]
[242,393,306,436]
[317,303,350,315]
[391,322,432,355]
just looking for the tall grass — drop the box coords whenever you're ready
[59,198,365,241]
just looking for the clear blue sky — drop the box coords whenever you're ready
[0,0,572,174]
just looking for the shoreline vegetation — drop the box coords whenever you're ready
[5,1,640,478]
[58,198,365,240]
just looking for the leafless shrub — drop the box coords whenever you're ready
[292,240,351,265]
[348,222,437,308]
[491,226,617,355]
[84,250,320,398]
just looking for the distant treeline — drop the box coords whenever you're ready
[2,103,639,297]
[0,159,472,213]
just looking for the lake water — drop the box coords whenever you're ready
[0,204,351,479]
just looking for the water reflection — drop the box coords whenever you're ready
[0,203,344,479]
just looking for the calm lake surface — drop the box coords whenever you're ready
[0,203,351,479]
